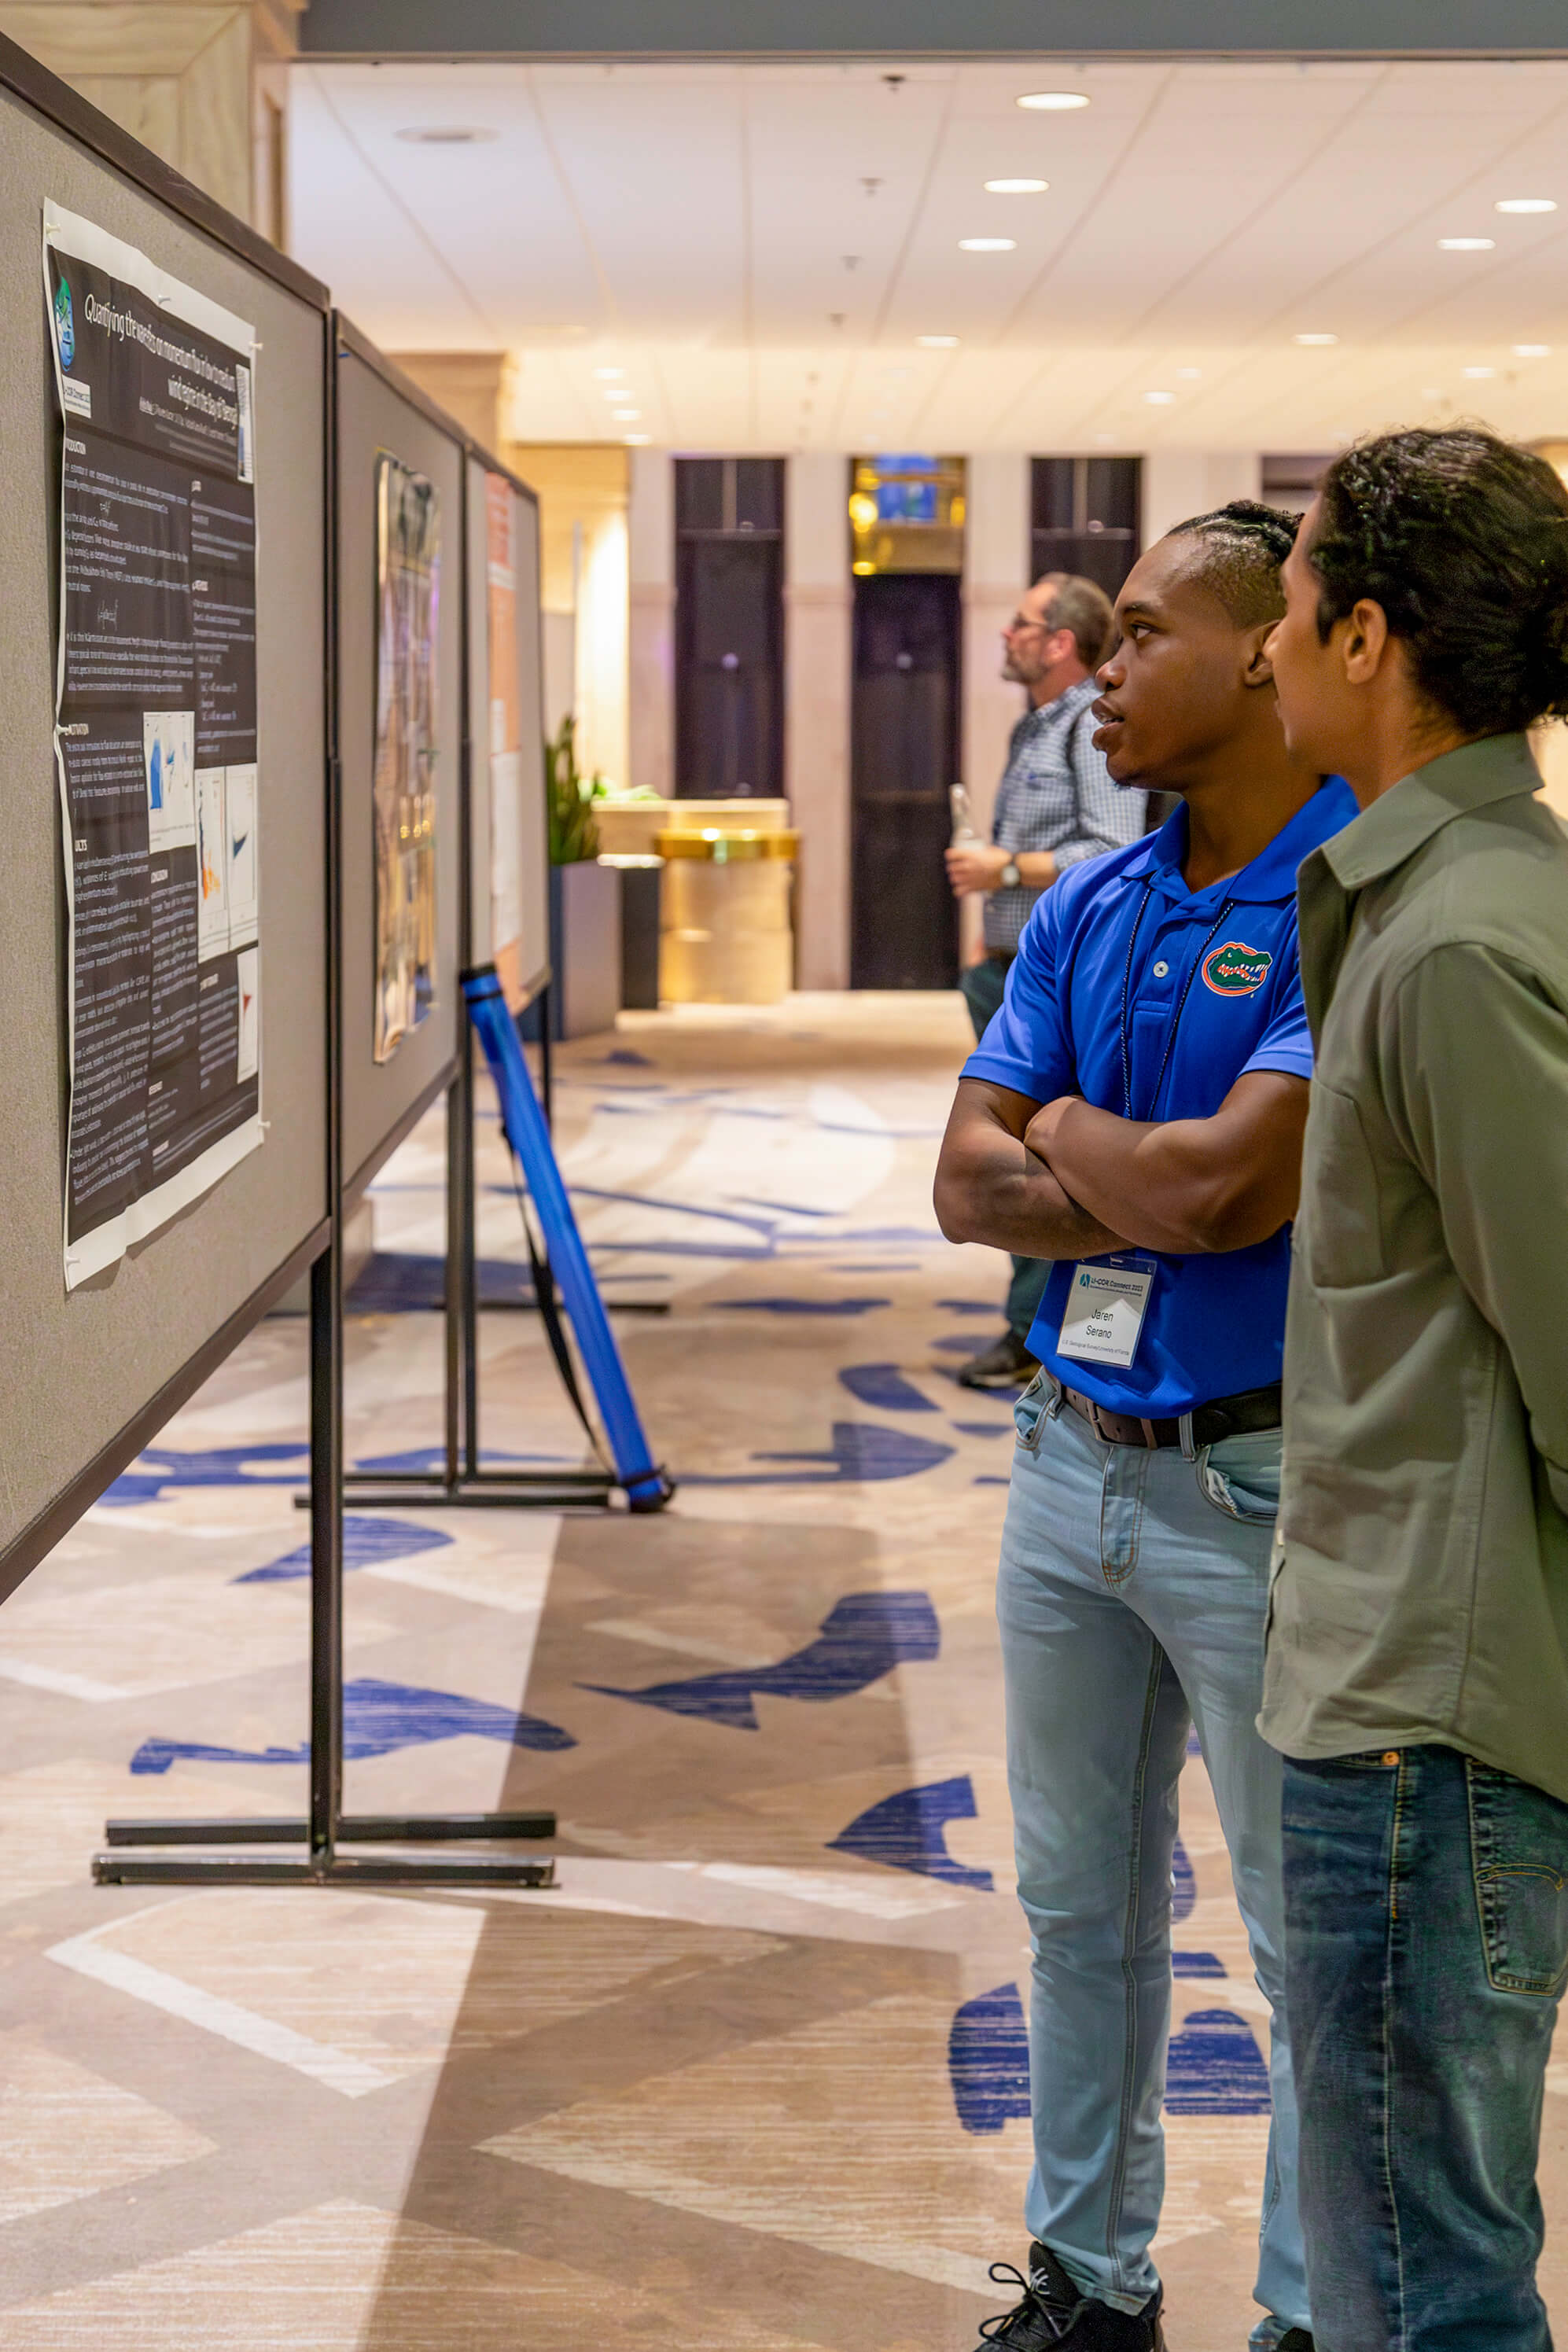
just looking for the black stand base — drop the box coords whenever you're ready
[93,1806,558,1888]
[324,1467,614,1510]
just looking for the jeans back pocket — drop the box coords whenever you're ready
[1467,1759,1568,1997]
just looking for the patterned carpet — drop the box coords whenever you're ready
[2,993,1564,2347]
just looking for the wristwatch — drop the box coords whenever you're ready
[998,857,1021,889]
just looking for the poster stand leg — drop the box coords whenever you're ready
[337,1030,617,1513]
[94,1224,558,1889]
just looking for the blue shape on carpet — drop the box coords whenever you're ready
[731,1196,832,1218]
[101,1443,308,1506]
[829,1774,993,1890]
[837,1363,937,1412]
[1172,1835,1196,1922]
[594,1048,653,1066]
[951,1420,1010,1438]
[686,1422,954,1487]
[348,1252,537,1312]
[131,1677,577,1775]
[949,1982,1031,2134]
[1172,1951,1227,1978]
[1165,2008,1272,2114]
[939,1299,1002,1316]
[235,1515,453,1584]
[352,1445,566,1474]
[716,1297,891,1316]
[584,1589,940,1730]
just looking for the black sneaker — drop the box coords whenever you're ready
[973,2241,1165,2348]
[1275,2335,1315,2351]
[956,1331,1040,1390]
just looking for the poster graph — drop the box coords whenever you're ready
[372,453,440,1062]
[46,202,261,1290]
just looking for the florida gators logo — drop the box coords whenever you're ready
[1202,940,1273,996]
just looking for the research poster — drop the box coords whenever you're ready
[372,453,440,1062]
[485,473,526,1010]
[46,202,262,1291]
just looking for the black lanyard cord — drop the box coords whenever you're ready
[1119,889,1235,1123]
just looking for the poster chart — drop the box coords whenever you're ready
[485,474,526,1010]
[372,454,440,1062]
[46,202,261,1290]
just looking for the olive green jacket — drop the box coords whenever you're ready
[1261,733,1568,1799]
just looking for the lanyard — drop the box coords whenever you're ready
[1117,880,1235,1122]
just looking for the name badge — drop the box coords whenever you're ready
[1057,1255,1156,1367]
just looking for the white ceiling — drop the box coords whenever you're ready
[288,57,1568,452]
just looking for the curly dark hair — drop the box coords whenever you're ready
[1309,427,1568,735]
[1165,499,1302,629]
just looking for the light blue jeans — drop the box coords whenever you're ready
[999,1377,1306,2346]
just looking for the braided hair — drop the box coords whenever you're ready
[1164,499,1302,630]
[1308,427,1568,734]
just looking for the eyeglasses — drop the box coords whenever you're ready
[1005,615,1052,635]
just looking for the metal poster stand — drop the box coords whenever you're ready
[96,346,556,1890]
[337,444,650,1519]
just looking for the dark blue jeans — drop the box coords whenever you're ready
[959,957,1050,1343]
[1283,1743,1568,2350]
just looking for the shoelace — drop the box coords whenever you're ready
[977,2261,1073,2344]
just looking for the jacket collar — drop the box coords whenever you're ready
[1320,732,1540,892]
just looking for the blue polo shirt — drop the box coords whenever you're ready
[963,779,1357,1417]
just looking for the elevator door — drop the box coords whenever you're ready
[851,572,961,990]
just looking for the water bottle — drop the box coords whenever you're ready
[949,783,977,845]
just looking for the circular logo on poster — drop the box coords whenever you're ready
[1202,940,1274,996]
[53,274,74,370]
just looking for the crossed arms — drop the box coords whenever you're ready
[933,1069,1310,1260]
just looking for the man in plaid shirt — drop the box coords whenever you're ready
[947,572,1148,1388]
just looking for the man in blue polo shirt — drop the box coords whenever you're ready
[934,502,1354,2352]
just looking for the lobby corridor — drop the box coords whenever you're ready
[3,996,1565,2348]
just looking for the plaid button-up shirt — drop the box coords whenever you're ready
[985,676,1148,951]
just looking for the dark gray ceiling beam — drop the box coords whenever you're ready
[298,1,1568,60]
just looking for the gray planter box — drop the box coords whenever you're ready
[557,856,623,1039]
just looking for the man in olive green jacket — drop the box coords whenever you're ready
[1261,426,1568,2352]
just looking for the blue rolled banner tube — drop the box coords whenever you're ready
[462,966,673,1513]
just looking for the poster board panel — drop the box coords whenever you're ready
[511,480,550,1006]
[465,451,492,973]
[0,84,329,1569]
[337,332,462,1198]
[466,454,548,1010]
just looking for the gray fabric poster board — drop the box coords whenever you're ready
[0,68,329,1589]
[335,326,462,1202]
[466,451,547,1007]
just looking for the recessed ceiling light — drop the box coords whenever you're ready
[1017,90,1091,111]
[1515,342,1552,357]
[1496,197,1558,214]
[1461,366,1496,380]
[918,334,960,347]
[1294,332,1339,346]
[613,408,642,420]
[1175,366,1202,380]
[395,125,498,145]
[959,237,1017,252]
[624,433,650,445]
[1144,390,1176,405]
[594,366,625,379]
[985,178,1049,194]
[1438,237,1495,251]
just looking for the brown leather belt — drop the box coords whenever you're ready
[1055,1378,1282,1452]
